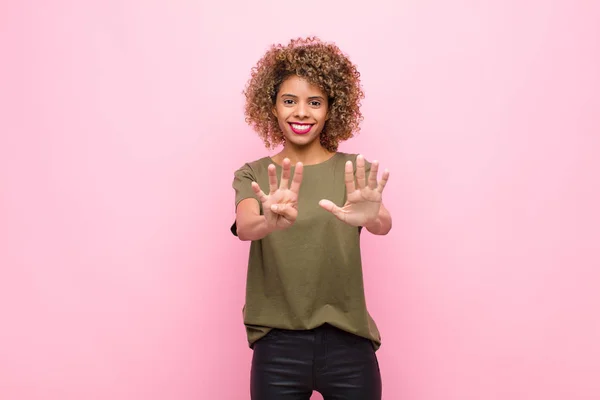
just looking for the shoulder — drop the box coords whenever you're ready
[234,156,272,176]
[334,152,371,168]
[334,152,369,161]
[335,152,356,161]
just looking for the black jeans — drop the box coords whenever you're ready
[250,324,382,400]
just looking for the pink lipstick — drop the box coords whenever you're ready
[289,123,313,135]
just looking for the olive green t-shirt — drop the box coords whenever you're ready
[231,152,381,350]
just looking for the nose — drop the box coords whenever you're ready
[294,102,309,119]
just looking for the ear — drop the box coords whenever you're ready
[272,105,278,118]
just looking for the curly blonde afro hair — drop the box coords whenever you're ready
[243,37,365,152]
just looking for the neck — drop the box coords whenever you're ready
[275,143,334,165]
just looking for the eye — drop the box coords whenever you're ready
[283,99,295,105]
[310,101,321,107]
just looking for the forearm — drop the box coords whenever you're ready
[364,205,392,235]
[236,214,273,241]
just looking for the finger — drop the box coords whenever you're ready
[355,154,366,189]
[345,161,356,193]
[289,162,304,194]
[377,169,390,193]
[318,199,346,222]
[368,160,379,189]
[279,158,291,190]
[268,164,278,194]
[270,204,297,220]
[251,181,268,203]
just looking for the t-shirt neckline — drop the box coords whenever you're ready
[267,152,340,168]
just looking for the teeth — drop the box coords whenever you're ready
[292,124,311,130]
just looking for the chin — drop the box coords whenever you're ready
[288,136,319,147]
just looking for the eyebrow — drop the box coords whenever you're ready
[280,93,326,100]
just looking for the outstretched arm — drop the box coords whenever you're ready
[363,202,392,235]
[236,158,304,241]
[319,154,392,235]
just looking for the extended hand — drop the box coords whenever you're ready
[252,158,304,231]
[319,155,389,227]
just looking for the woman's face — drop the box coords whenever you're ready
[272,75,329,150]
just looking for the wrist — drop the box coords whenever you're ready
[364,206,392,235]
[261,216,277,235]
[363,216,381,231]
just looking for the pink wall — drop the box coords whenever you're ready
[1,1,599,399]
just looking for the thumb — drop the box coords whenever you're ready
[318,200,345,222]
[270,204,297,220]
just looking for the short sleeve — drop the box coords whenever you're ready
[233,164,259,209]
[231,164,259,236]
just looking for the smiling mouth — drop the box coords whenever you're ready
[289,123,313,135]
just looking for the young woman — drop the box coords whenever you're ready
[231,37,392,400]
